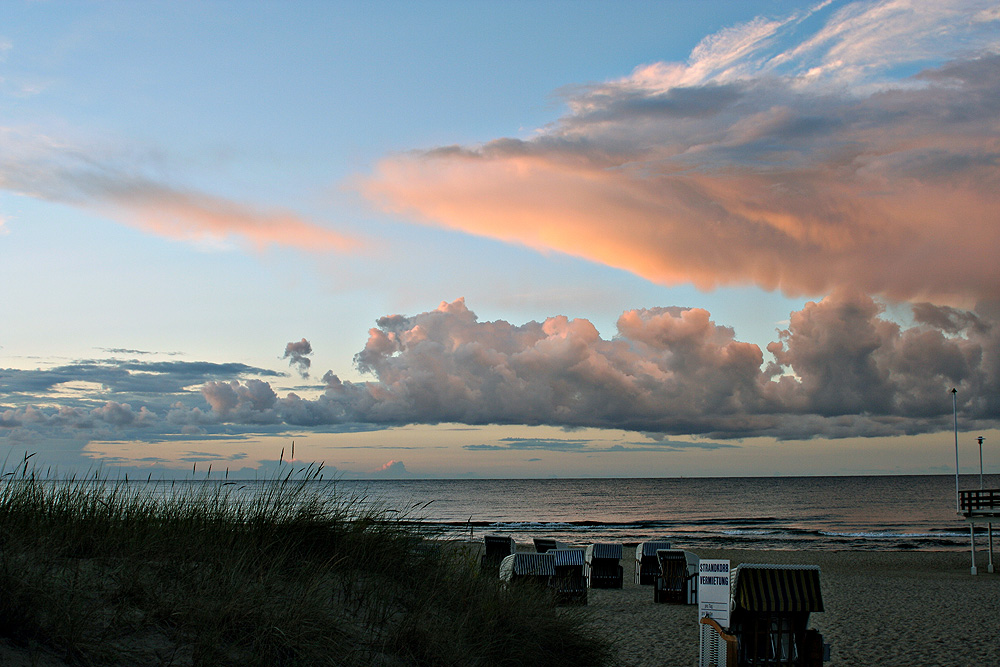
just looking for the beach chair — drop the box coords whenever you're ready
[481,535,516,574]
[499,552,556,590]
[585,542,623,589]
[549,548,588,605]
[635,540,672,584]
[653,549,699,604]
[532,537,566,553]
[699,564,826,667]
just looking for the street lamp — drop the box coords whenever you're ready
[952,388,959,513]
[978,436,985,490]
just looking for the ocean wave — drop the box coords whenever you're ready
[819,530,969,539]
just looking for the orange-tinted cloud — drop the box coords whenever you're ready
[0,128,358,254]
[361,2,1000,304]
[101,182,358,253]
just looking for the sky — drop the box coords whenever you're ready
[1,0,998,479]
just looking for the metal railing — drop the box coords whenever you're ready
[960,489,1000,515]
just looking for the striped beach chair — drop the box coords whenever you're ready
[498,552,556,588]
[699,563,826,667]
[481,535,516,574]
[635,540,672,584]
[549,548,587,605]
[653,549,700,604]
[532,537,566,553]
[585,542,623,589]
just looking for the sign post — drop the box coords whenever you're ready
[698,559,732,667]
[698,559,731,627]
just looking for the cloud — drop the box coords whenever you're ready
[325,298,772,435]
[90,401,156,428]
[283,338,313,378]
[0,128,358,253]
[1,359,282,397]
[201,379,279,423]
[360,1,1000,304]
[369,459,411,478]
[464,438,590,452]
[286,296,996,440]
[462,436,735,453]
[3,296,998,448]
[0,359,287,448]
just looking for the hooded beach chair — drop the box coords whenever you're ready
[549,548,587,605]
[699,563,826,667]
[481,535,516,574]
[498,552,556,590]
[584,542,623,589]
[532,537,566,553]
[635,540,672,584]
[653,549,700,604]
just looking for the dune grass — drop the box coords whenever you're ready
[0,456,611,666]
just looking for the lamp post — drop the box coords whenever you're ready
[978,436,985,490]
[952,388,959,513]
[981,435,994,573]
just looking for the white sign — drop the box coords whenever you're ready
[698,559,731,627]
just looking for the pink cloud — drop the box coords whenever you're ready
[0,128,358,254]
[300,295,998,439]
[102,184,358,253]
[360,5,1000,304]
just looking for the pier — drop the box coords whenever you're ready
[959,489,999,574]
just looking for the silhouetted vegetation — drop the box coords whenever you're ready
[0,456,611,666]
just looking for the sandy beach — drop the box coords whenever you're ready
[581,548,1000,666]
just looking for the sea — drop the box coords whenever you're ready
[327,474,1000,552]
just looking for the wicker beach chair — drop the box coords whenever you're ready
[653,549,700,604]
[635,540,672,584]
[699,563,826,667]
[549,548,588,605]
[481,535,516,574]
[532,537,566,553]
[585,542,623,589]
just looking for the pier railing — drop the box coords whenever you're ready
[960,489,1000,515]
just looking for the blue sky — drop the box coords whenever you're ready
[1,0,998,478]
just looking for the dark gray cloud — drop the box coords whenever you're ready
[464,438,590,452]
[0,359,282,398]
[0,359,288,449]
[463,436,736,454]
[283,338,313,378]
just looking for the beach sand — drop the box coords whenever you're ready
[583,548,1000,666]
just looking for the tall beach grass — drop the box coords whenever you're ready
[0,456,611,666]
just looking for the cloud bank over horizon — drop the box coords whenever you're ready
[3,295,997,453]
[361,0,1000,304]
